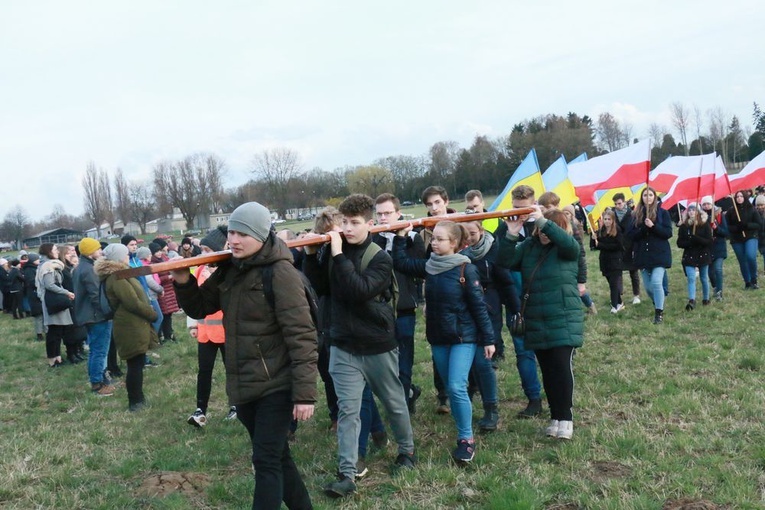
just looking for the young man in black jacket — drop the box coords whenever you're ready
[304,194,415,498]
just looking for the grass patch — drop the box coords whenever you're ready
[1,245,764,508]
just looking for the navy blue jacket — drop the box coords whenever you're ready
[628,207,673,269]
[391,236,494,347]
[466,238,520,315]
[710,209,729,260]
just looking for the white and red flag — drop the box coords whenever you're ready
[659,153,716,210]
[729,150,765,193]
[568,140,650,207]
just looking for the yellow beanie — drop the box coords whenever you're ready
[79,237,101,256]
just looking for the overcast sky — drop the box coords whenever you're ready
[1,0,763,222]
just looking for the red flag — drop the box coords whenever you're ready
[660,154,716,210]
[568,140,650,207]
[713,155,732,198]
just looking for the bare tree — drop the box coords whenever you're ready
[670,102,690,155]
[595,112,625,152]
[693,104,704,155]
[708,107,729,162]
[346,165,394,197]
[647,123,666,149]
[82,162,111,237]
[251,148,303,219]
[153,153,225,230]
[3,205,30,248]
[128,181,156,234]
[114,168,132,228]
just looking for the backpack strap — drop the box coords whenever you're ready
[261,263,276,311]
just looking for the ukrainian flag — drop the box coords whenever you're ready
[568,153,588,165]
[584,184,644,230]
[542,155,579,207]
[485,149,544,232]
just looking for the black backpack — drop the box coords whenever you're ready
[261,262,320,331]
[99,280,116,320]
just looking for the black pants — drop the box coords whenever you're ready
[535,346,575,421]
[628,269,640,296]
[107,331,120,372]
[317,339,338,422]
[46,324,66,359]
[604,270,623,308]
[236,391,312,510]
[160,313,174,340]
[196,341,226,413]
[1,290,12,313]
[125,354,145,406]
[10,291,23,318]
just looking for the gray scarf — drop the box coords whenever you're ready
[425,253,472,275]
[469,231,494,260]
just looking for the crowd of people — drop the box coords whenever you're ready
[3,183,765,510]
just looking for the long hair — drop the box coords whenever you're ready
[634,186,659,225]
[38,243,55,259]
[600,208,619,237]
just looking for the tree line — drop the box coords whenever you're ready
[3,101,763,248]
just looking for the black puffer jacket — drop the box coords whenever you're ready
[304,234,397,356]
[175,233,318,406]
[726,202,761,243]
[22,263,43,317]
[595,227,624,275]
[373,229,426,315]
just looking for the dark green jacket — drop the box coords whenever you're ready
[95,259,159,361]
[497,218,584,351]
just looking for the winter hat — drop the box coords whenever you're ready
[19,250,28,256]
[103,243,129,262]
[701,195,714,205]
[200,226,228,252]
[756,195,765,206]
[27,253,40,264]
[121,234,137,245]
[152,238,168,250]
[148,242,162,255]
[228,202,272,242]
[181,237,193,246]
[79,237,101,256]
[136,247,152,260]
[0,258,7,266]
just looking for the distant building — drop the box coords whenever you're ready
[23,228,84,248]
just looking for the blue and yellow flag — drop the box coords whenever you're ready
[484,149,544,231]
[542,155,579,207]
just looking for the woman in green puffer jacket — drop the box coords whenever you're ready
[498,206,583,441]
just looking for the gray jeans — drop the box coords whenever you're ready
[329,346,414,478]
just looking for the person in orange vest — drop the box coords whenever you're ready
[186,226,237,427]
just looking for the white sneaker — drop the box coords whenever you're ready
[187,408,207,428]
[615,303,624,313]
[632,295,641,305]
[556,420,573,440]
[545,419,559,437]
[610,307,618,314]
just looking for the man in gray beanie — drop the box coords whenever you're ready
[172,201,317,510]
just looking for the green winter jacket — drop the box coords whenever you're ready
[95,259,159,361]
[497,218,584,351]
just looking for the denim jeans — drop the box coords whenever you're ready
[395,314,416,400]
[508,271,541,401]
[236,391,312,510]
[685,265,710,301]
[731,239,759,284]
[86,320,113,385]
[150,299,163,333]
[329,347,413,478]
[431,343,477,440]
[358,385,384,458]
[711,257,725,293]
[471,346,498,405]
[641,267,666,310]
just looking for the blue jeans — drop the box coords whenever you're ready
[150,299,163,333]
[358,385,384,458]
[711,257,724,293]
[471,347,497,405]
[86,321,113,385]
[731,239,759,284]
[395,314,416,400]
[641,267,666,310]
[685,265,710,301]
[580,291,593,308]
[508,271,541,401]
[431,343,477,440]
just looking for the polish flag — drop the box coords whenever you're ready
[649,155,692,193]
[568,140,650,207]
[729,150,765,193]
[660,154,716,210]
[714,155,732,198]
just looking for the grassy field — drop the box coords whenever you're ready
[1,241,765,509]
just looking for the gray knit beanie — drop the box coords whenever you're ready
[103,243,129,262]
[228,202,272,242]
[200,225,228,252]
[136,246,152,260]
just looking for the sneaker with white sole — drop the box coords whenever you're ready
[224,406,237,421]
[632,295,641,305]
[556,420,573,440]
[610,303,624,314]
[187,408,207,428]
[545,419,559,437]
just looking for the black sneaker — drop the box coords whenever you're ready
[407,384,422,415]
[371,430,389,450]
[394,452,416,470]
[452,439,476,464]
[516,398,543,419]
[187,408,207,428]
[324,475,356,498]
